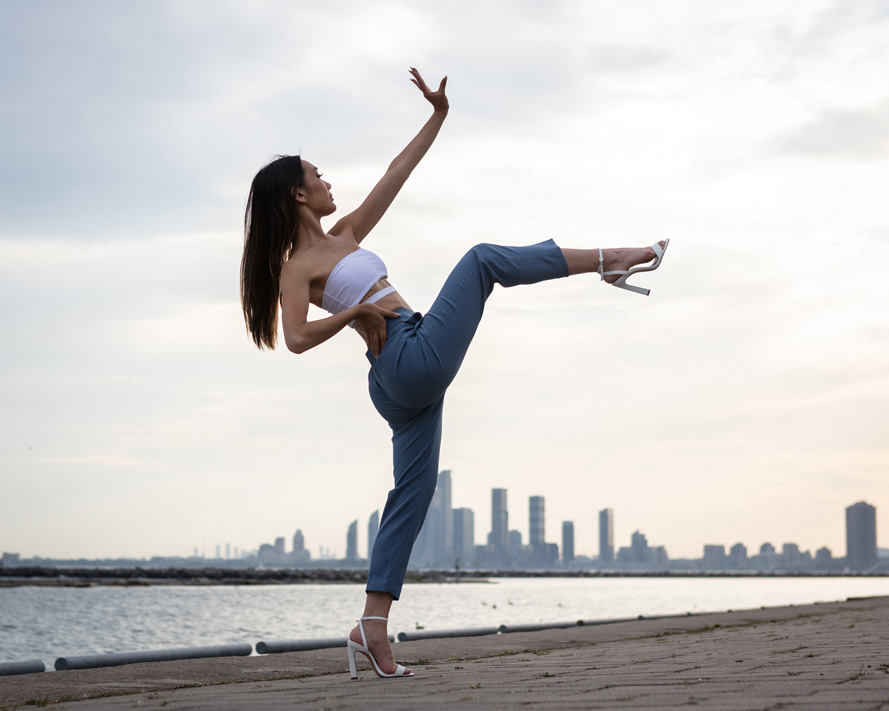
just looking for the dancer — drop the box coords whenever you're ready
[240,68,669,680]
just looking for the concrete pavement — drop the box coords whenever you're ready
[1,596,887,710]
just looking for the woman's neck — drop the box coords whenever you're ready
[294,213,328,251]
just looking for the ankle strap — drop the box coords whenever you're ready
[360,616,388,621]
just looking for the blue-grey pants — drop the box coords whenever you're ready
[365,240,570,599]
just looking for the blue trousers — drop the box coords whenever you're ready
[364,240,569,599]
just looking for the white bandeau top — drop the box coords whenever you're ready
[321,248,397,317]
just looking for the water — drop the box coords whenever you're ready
[1,577,887,669]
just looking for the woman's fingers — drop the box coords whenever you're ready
[409,67,448,110]
[409,66,428,91]
[363,304,400,356]
[373,327,386,357]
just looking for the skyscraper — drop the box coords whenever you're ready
[508,530,523,563]
[408,470,454,566]
[453,507,475,565]
[630,530,649,565]
[703,544,726,570]
[368,510,380,560]
[562,521,575,564]
[846,501,877,570]
[437,470,454,560]
[599,508,614,564]
[293,529,305,555]
[490,488,509,564]
[529,495,546,564]
[292,529,310,563]
[728,542,747,570]
[529,496,545,546]
[346,520,358,561]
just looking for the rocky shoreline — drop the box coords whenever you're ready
[2,566,880,587]
[0,566,484,587]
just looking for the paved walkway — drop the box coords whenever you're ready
[1,596,888,710]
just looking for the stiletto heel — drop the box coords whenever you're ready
[347,616,413,680]
[599,238,670,296]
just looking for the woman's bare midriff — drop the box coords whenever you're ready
[353,278,411,346]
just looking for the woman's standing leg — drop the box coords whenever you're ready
[366,397,445,600]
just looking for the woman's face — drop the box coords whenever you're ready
[296,160,336,216]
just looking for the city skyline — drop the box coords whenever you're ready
[4,482,883,567]
[46,483,870,573]
[3,2,888,562]
[5,493,881,573]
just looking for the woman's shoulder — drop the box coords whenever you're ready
[283,233,359,282]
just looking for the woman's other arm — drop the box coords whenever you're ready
[280,265,398,356]
[332,68,449,244]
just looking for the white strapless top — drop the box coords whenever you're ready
[321,248,397,317]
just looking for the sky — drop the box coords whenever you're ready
[1,0,887,562]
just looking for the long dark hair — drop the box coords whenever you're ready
[240,155,303,350]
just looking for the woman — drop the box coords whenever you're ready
[240,68,668,680]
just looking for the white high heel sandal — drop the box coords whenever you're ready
[599,238,670,296]
[347,616,413,680]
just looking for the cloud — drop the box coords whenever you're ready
[773,98,889,160]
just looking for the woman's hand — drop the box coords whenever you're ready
[353,303,401,357]
[409,67,448,112]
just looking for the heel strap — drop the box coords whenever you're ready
[356,616,388,647]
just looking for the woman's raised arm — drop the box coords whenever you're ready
[332,68,449,244]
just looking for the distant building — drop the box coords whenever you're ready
[508,530,524,564]
[291,529,310,563]
[815,546,833,568]
[846,501,877,570]
[293,530,305,555]
[258,543,277,563]
[1,552,20,566]
[368,511,379,560]
[346,520,358,561]
[782,543,804,569]
[491,489,509,565]
[274,537,285,557]
[728,543,747,570]
[453,508,475,565]
[544,542,560,566]
[599,508,614,564]
[703,544,726,570]
[750,542,779,571]
[529,496,546,563]
[562,522,575,564]
[410,470,454,566]
[630,531,649,565]
[529,496,545,546]
[431,470,454,563]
